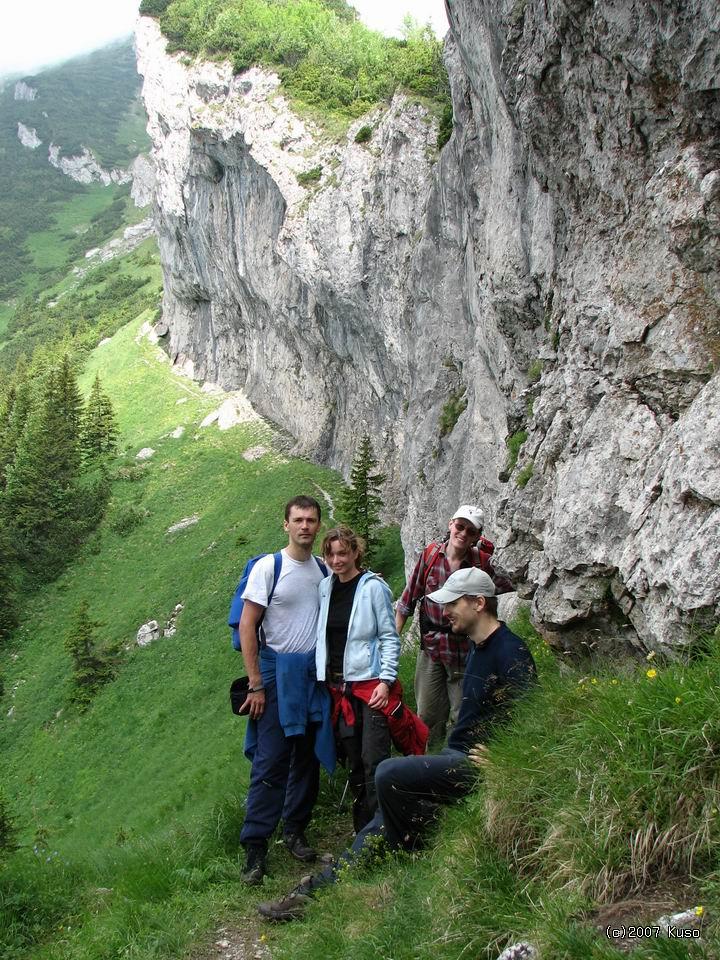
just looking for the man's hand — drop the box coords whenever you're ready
[467,743,490,769]
[243,689,266,720]
[368,681,390,710]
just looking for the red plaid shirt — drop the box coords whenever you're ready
[397,541,497,669]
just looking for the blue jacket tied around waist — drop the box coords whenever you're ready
[244,647,336,774]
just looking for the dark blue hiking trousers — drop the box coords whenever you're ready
[240,680,320,849]
[302,748,475,893]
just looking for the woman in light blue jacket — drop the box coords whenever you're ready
[316,525,400,831]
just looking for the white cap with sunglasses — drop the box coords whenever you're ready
[451,505,484,531]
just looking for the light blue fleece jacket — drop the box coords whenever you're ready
[315,571,400,683]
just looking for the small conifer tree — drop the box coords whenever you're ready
[64,601,114,708]
[81,373,118,460]
[337,433,386,560]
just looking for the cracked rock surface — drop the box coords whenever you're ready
[136,2,719,653]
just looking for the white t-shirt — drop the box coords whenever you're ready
[242,549,325,654]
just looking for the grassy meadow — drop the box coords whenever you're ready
[0,308,393,958]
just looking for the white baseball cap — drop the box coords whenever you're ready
[451,504,484,530]
[427,567,496,604]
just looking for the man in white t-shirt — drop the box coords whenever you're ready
[238,495,328,884]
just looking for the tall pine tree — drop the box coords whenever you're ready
[337,433,386,560]
[0,358,35,490]
[3,356,84,582]
[81,373,118,460]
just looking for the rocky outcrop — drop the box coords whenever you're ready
[136,4,720,654]
[136,18,438,508]
[17,122,42,149]
[83,218,154,264]
[47,143,132,186]
[14,81,37,101]
[130,153,156,208]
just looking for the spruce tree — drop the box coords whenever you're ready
[64,601,114,708]
[3,358,83,582]
[0,359,35,490]
[81,373,118,460]
[337,433,386,559]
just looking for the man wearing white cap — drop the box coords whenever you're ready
[395,505,511,747]
[257,567,535,921]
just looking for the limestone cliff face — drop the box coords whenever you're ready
[136,3,719,654]
[136,17,441,506]
[445,0,720,653]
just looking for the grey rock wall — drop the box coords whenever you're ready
[136,3,720,654]
[447,0,720,652]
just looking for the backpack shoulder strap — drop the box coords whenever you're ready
[314,555,329,577]
[421,540,444,594]
[257,552,283,649]
[266,551,283,606]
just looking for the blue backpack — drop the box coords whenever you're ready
[228,552,328,650]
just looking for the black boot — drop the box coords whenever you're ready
[242,843,267,885]
[283,831,317,863]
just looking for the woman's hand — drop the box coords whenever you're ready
[368,681,390,710]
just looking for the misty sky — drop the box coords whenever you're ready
[1,0,449,76]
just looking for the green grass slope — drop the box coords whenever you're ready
[0,308,383,958]
[1,238,162,372]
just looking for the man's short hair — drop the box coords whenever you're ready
[483,595,498,617]
[284,495,322,521]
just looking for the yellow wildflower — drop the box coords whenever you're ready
[591,678,598,685]
[646,668,657,679]
[675,696,682,704]
[695,906,704,917]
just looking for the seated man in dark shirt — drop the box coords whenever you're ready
[258,567,537,921]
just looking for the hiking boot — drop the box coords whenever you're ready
[241,845,267,885]
[257,891,313,922]
[283,832,317,863]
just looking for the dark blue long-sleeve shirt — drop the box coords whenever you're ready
[447,623,537,754]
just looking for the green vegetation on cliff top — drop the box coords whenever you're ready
[142,0,449,120]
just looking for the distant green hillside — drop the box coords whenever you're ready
[0,39,149,302]
[0,239,162,373]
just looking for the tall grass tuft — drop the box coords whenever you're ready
[483,626,720,902]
